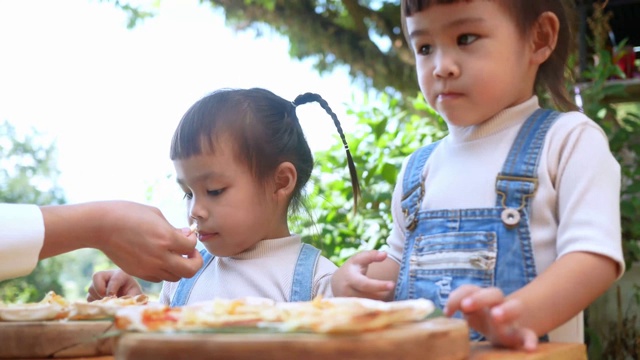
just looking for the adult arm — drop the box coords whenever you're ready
[0,201,202,282]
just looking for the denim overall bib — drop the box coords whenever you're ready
[394,109,559,341]
[170,243,321,306]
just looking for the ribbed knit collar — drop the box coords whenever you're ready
[447,96,540,143]
[228,234,301,260]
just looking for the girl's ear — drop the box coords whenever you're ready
[530,11,560,65]
[272,162,297,200]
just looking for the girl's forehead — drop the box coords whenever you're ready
[173,148,243,184]
[404,0,511,21]
[405,1,511,30]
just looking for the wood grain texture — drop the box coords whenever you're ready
[469,342,587,360]
[0,321,116,359]
[115,318,469,360]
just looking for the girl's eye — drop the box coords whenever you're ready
[458,34,478,45]
[417,44,432,56]
[207,189,224,196]
[183,192,193,200]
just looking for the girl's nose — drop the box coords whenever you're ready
[432,51,460,78]
[188,196,208,221]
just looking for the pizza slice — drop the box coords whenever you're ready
[115,297,279,332]
[0,291,71,321]
[276,297,435,333]
[70,294,149,320]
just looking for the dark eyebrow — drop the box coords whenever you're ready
[176,171,222,186]
[409,17,486,39]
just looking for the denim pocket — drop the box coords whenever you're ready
[408,231,497,307]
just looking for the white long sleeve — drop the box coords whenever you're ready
[0,204,45,281]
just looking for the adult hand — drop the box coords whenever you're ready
[95,202,203,282]
[40,201,203,282]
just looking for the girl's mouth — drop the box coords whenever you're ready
[197,232,218,242]
[438,92,463,101]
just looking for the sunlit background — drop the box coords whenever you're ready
[0,0,361,228]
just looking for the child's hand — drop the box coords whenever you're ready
[445,285,538,351]
[331,250,395,300]
[87,269,143,302]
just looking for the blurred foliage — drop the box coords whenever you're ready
[580,3,640,359]
[578,2,640,270]
[200,0,417,100]
[0,121,68,302]
[97,0,158,29]
[291,93,447,264]
[0,122,123,302]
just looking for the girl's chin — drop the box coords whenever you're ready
[202,244,239,258]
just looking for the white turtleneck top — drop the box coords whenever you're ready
[385,96,624,343]
[160,234,336,305]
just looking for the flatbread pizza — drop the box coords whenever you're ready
[71,294,149,320]
[0,292,150,322]
[114,296,435,334]
[115,297,278,332]
[275,297,435,333]
[0,291,71,321]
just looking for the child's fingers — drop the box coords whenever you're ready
[86,285,102,302]
[106,272,133,297]
[490,298,524,325]
[89,271,111,298]
[458,287,505,313]
[349,275,395,295]
[348,250,388,269]
[492,325,539,351]
[520,328,539,351]
[444,284,482,316]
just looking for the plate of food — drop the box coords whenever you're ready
[113,297,469,360]
[0,291,150,358]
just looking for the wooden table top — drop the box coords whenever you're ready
[23,342,586,360]
[470,342,587,359]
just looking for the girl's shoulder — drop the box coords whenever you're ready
[549,110,604,131]
[546,110,609,144]
[317,254,338,272]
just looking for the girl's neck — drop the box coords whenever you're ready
[447,96,540,143]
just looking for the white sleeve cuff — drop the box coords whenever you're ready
[0,203,45,281]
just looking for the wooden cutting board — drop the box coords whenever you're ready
[115,318,469,360]
[0,321,116,358]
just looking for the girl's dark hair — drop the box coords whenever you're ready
[170,88,360,211]
[401,0,578,111]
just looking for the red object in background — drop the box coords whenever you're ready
[616,46,637,78]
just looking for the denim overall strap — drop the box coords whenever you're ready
[170,249,215,307]
[401,141,442,232]
[289,243,321,302]
[494,109,559,343]
[496,109,560,211]
[494,109,560,286]
[394,141,441,300]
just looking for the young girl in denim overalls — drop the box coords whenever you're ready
[88,88,360,305]
[332,0,624,351]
